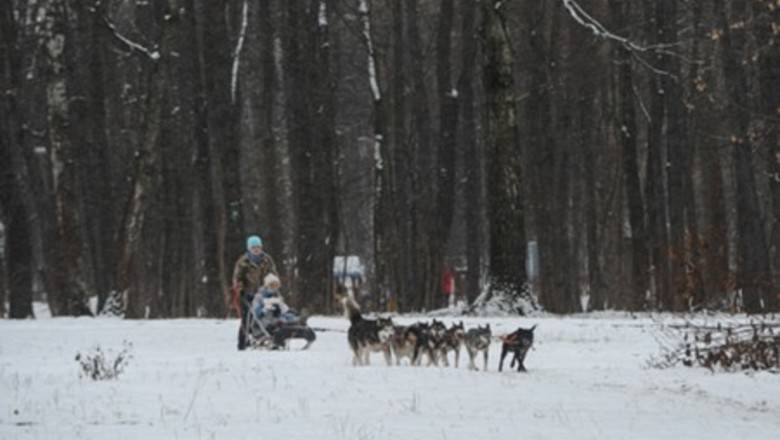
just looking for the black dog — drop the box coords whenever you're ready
[498,325,536,372]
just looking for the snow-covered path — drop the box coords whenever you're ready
[1,314,778,439]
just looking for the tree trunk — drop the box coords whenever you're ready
[201,0,239,316]
[433,0,458,308]
[482,0,526,299]
[459,0,481,303]
[682,0,706,309]
[0,3,34,319]
[285,0,337,313]
[643,0,670,310]
[661,0,688,312]
[259,0,284,265]
[118,2,179,319]
[389,0,407,310]
[405,0,434,311]
[715,0,771,313]
[755,0,780,311]
[45,1,90,316]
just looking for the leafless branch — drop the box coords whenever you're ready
[101,15,160,61]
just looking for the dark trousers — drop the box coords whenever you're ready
[237,294,251,350]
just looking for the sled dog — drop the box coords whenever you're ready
[498,325,536,372]
[342,296,394,366]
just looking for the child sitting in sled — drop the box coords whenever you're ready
[252,274,299,328]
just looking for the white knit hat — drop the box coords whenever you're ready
[264,273,281,288]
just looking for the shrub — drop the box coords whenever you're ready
[75,341,133,380]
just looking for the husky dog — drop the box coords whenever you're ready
[389,324,416,365]
[342,296,394,366]
[410,319,447,366]
[402,322,432,366]
[498,325,536,372]
[438,321,465,367]
[464,324,491,371]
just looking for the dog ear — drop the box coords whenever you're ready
[530,324,537,332]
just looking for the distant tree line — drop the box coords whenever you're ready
[0,0,778,318]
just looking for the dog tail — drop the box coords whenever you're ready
[341,295,362,324]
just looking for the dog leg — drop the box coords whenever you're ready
[467,348,477,371]
[454,348,460,368]
[499,344,508,372]
[412,344,421,366]
[509,350,516,369]
[440,349,449,367]
[383,347,392,366]
[516,350,527,372]
[352,348,361,366]
[483,349,489,372]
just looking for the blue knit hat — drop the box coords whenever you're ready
[246,235,263,250]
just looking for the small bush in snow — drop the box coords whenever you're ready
[651,319,780,372]
[75,341,133,380]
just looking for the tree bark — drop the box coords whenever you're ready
[433,0,458,307]
[755,0,780,311]
[642,0,670,310]
[389,0,407,310]
[405,0,435,310]
[259,0,284,265]
[0,4,34,319]
[459,0,481,303]
[117,1,179,319]
[661,0,688,312]
[482,0,526,299]
[44,0,91,316]
[715,0,771,313]
[285,0,338,313]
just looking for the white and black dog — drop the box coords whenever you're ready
[464,324,491,371]
[342,296,394,366]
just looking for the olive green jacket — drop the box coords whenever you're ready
[232,252,277,296]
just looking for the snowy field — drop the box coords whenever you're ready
[1,310,779,440]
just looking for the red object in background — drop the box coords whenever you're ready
[441,267,455,296]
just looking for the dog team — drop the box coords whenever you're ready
[342,296,535,372]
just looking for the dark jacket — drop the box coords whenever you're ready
[232,252,277,296]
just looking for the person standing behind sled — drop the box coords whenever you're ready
[232,235,278,350]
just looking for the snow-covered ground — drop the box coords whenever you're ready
[1,310,778,440]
